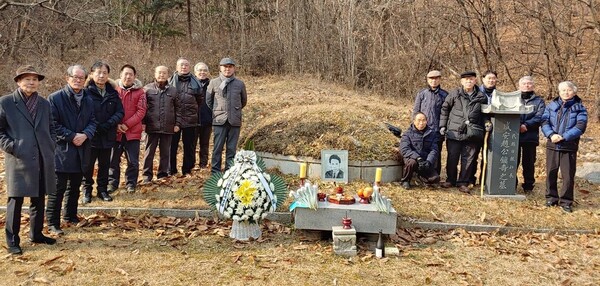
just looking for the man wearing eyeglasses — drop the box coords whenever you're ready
[81,61,124,204]
[194,62,212,169]
[47,65,96,235]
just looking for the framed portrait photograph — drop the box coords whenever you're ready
[321,150,349,183]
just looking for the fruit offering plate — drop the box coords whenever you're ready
[327,194,356,205]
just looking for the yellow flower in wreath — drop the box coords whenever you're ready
[235,180,257,206]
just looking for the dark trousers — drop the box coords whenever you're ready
[197,125,212,168]
[401,158,440,183]
[82,147,112,195]
[169,127,197,175]
[435,136,444,175]
[211,122,241,174]
[143,133,172,180]
[47,172,82,226]
[446,139,478,186]
[517,142,537,190]
[109,137,140,189]
[6,196,45,247]
[546,149,577,207]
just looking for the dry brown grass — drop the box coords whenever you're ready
[1,213,599,286]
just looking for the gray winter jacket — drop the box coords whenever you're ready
[206,75,247,127]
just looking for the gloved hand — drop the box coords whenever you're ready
[417,158,429,172]
[485,121,493,132]
[439,127,446,136]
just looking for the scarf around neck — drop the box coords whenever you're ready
[218,74,235,92]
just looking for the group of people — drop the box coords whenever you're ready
[1,57,247,254]
[400,70,588,213]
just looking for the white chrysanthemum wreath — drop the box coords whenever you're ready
[203,150,287,224]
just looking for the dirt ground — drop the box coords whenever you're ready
[0,213,599,286]
[1,76,599,284]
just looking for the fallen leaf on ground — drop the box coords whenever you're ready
[33,277,51,284]
[115,268,129,276]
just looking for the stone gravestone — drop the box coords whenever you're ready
[481,90,534,199]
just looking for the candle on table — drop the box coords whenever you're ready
[375,168,382,183]
[299,163,307,178]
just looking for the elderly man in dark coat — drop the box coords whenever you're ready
[206,57,248,174]
[168,58,201,176]
[439,71,487,194]
[400,112,440,189]
[47,65,96,235]
[1,65,57,255]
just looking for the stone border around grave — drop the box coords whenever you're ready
[256,151,403,183]
[2,206,595,235]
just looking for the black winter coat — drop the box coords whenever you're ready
[197,78,212,126]
[0,90,57,196]
[168,73,201,128]
[519,94,545,144]
[86,81,124,149]
[143,81,181,134]
[439,87,486,142]
[400,124,439,165]
[49,86,96,173]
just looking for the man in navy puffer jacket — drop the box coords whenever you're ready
[516,76,545,193]
[541,81,587,213]
[400,113,440,189]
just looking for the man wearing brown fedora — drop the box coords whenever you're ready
[0,65,57,255]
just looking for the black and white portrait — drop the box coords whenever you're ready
[321,150,348,183]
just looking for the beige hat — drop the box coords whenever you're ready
[14,65,45,82]
[426,70,442,78]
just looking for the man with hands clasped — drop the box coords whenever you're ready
[400,112,440,189]
[541,81,587,213]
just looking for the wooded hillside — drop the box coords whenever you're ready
[1,0,599,112]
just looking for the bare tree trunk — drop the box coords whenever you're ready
[187,0,192,40]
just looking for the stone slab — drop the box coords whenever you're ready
[397,219,596,234]
[485,115,520,196]
[482,194,527,201]
[334,249,357,257]
[576,162,600,183]
[256,151,403,183]
[332,226,357,235]
[294,200,397,234]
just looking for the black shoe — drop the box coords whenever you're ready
[546,201,558,207]
[65,216,80,224]
[441,182,454,188]
[126,186,136,193]
[458,185,471,194]
[401,181,411,190]
[561,205,573,213]
[81,194,92,204]
[107,185,117,193]
[30,235,57,245]
[98,191,113,202]
[48,225,64,236]
[7,245,22,255]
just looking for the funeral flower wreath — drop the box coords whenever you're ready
[203,150,287,224]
